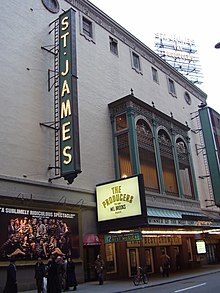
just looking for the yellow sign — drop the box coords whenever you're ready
[96,176,142,221]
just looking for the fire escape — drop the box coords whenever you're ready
[40,18,61,182]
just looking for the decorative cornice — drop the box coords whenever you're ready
[65,0,207,103]
[146,191,201,212]
[109,95,190,137]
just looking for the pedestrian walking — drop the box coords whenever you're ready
[66,257,78,291]
[3,256,17,293]
[94,254,105,285]
[34,257,45,293]
[56,256,66,292]
[160,250,170,277]
[47,256,60,293]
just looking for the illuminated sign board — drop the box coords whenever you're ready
[155,33,195,46]
[155,33,196,61]
[104,232,142,244]
[196,240,206,254]
[59,9,81,183]
[96,175,145,222]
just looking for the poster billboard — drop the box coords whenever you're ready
[96,174,147,232]
[196,240,206,254]
[0,207,80,260]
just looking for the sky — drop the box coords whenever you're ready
[89,0,220,113]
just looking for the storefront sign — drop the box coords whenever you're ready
[142,236,158,247]
[127,240,141,247]
[59,9,81,184]
[127,235,182,247]
[158,236,172,246]
[104,232,142,244]
[96,175,145,221]
[148,217,220,228]
[172,236,182,245]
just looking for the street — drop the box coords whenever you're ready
[127,271,220,292]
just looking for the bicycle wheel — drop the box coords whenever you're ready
[143,274,149,284]
[133,275,140,286]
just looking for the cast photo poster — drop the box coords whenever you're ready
[0,207,80,261]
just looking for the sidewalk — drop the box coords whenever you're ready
[19,264,220,293]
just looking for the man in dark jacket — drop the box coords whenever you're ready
[35,257,45,293]
[4,257,17,293]
[47,256,60,293]
[94,255,105,285]
[66,257,78,291]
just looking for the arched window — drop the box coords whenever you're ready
[136,120,159,192]
[117,133,132,178]
[176,138,195,199]
[158,129,178,196]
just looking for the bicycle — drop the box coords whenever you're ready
[133,266,149,286]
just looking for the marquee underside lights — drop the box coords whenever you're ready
[108,228,220,235]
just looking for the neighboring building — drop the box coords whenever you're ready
[209,108,220,163]
[199,107,220,208]
[0,0,220,290]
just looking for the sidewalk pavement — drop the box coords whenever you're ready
[19,264,220,293]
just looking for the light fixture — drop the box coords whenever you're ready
[121,174,128,178]
[109,230,133,234]
[107,228,220,235]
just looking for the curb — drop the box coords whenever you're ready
[116,269,220,293]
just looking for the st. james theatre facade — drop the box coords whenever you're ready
[1,0,220,290]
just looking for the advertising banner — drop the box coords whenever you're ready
[0,207,80,260]
[96,174,147,232]
[96,175,144,222]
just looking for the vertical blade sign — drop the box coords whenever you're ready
[59,9,81,184]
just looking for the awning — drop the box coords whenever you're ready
[147,207,206,219]
[83,233,101,246]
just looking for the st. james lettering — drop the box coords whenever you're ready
[59,9,81,183]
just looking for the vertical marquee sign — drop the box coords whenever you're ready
[59,9,81,184]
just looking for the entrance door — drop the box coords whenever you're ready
[127,248,140,277]
[207,244,217,263]
[144,248,154,273]
[83,246,100,281]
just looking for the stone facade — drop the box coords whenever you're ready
[0,0,219,290]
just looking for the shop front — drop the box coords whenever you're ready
[95,175,220,280]
[98,229,220,280]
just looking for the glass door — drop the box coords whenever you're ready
[144,248,154,273]
[127,248,140,277]
[207,244,217,263]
